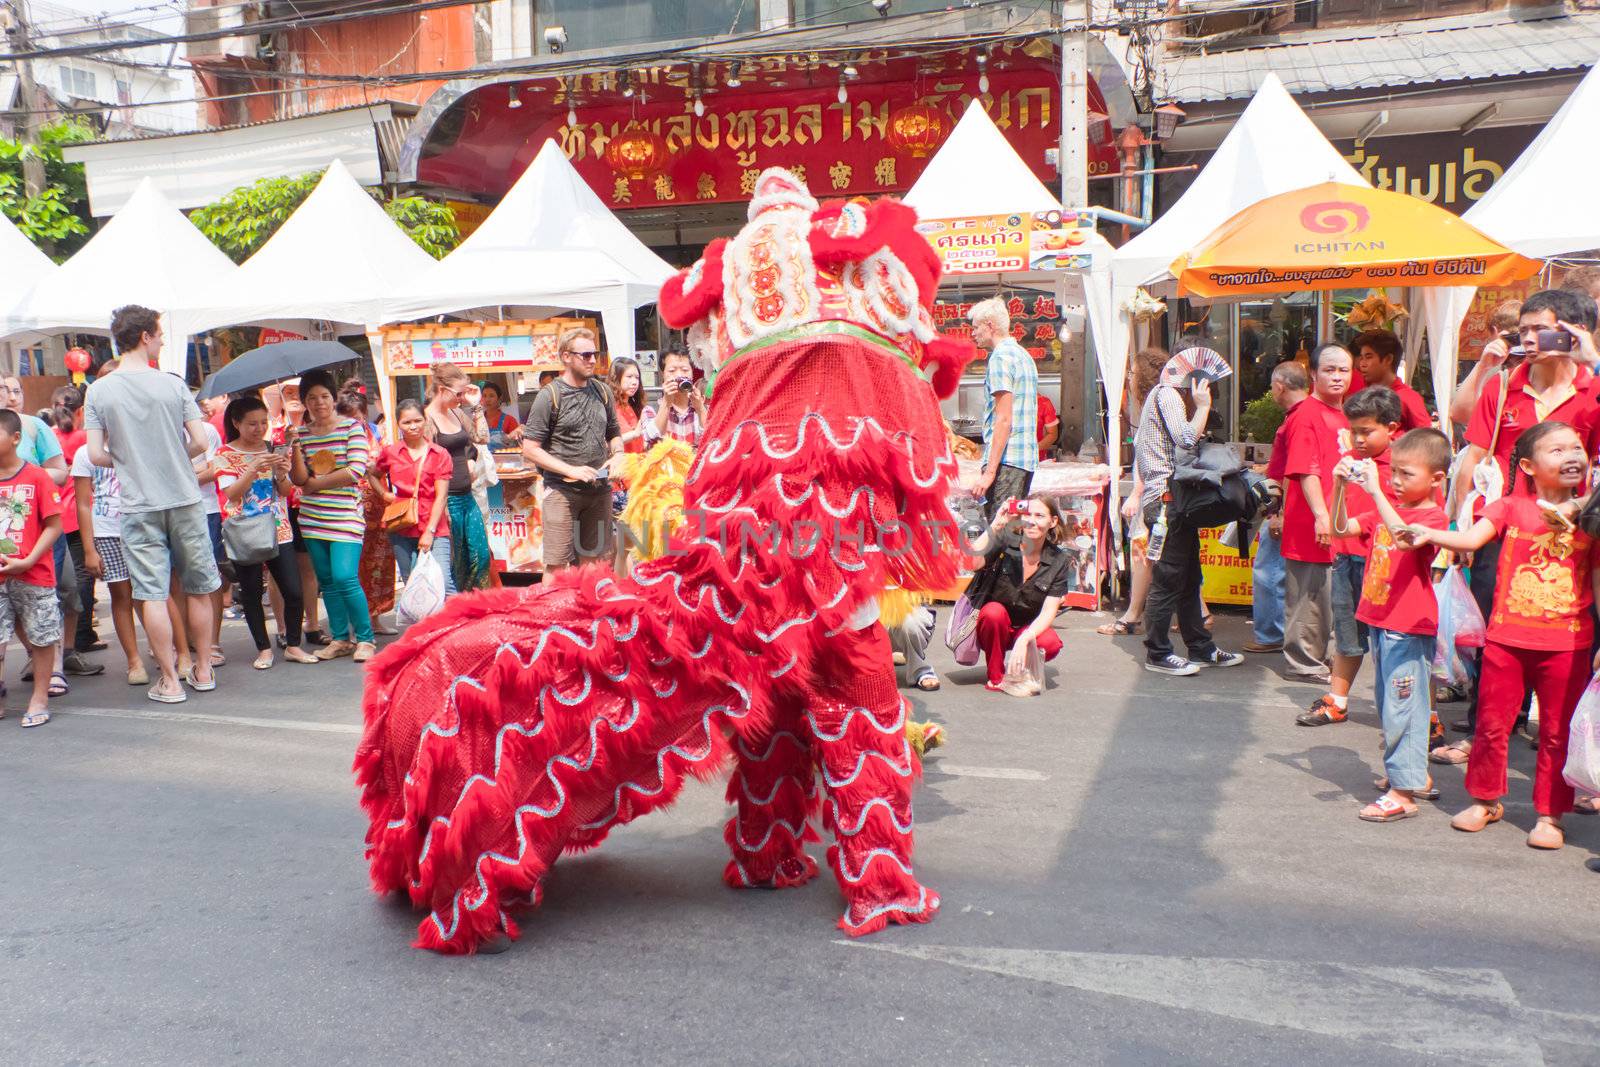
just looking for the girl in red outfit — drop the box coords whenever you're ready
[967,493,1069,694]
[1413,421,1600,849]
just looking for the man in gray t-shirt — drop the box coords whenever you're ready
[522,327,622,572]
[84,305,221,702]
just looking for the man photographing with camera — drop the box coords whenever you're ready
[645,347,706,449]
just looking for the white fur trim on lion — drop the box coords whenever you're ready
[747,167,818,220]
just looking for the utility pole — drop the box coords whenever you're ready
[1057,2,1089,455]
[6,0,46,198]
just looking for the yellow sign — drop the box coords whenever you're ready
[918,214,1029,275]
[1198,525,1253,607]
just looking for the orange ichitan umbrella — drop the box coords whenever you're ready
[1170,181,1542,298]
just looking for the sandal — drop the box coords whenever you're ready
[1095,618,1140,636]
[147,683,187,705]
[1574,795,1600,815]
[1430,739,1472,765]
[21,707,50,728]
[1375,777,1440,801]
[1450,801,1504,833]
[47,671,69,697]
[183,667,217,693]
[1359,795,1418,823]
[911,665,941,692]
[304,629,333,648]
[1527,818,1565,850]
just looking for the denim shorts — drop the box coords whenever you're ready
[1330,552,1369,657]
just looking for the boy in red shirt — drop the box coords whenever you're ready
[1416,420,1598,849]
[1352,330,1431,432]
[1332,428,1451,820]
[1297,386,1400,726]
[1279,343,1353,683]
[0,408,65,727]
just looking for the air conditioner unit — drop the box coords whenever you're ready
[185,4,256,61]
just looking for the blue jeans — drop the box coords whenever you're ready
[389,533,455,594]
[1372,627,1436,791]
[304,538,372,644]
[1251,525,1285,645]
[1330,553,1370,657]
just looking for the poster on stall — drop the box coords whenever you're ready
[918,214,1030,275]
[1047,488,1105,611]
[485,479,544,573]
[388,332,560,373]
[1199,525,1253,606]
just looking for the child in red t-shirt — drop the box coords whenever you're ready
[1332,428,1451,822]
[1298,386,1400,727]
[1413,420,1598,849]
[0,409,65,727]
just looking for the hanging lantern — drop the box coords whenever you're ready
[64,346,91,386]
[887,103,947,158]
[605,124,671,182]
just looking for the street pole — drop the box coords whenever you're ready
[1057,7,1087,456]
[7,0,46,198]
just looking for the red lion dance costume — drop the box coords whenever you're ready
[354,169,976,953]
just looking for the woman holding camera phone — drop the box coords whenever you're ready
[966,493,1070,694]
[643,349,705,448]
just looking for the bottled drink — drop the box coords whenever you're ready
[1146,503,1169,563]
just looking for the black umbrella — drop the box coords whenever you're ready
[197,340,360,400]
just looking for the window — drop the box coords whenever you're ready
[58,66,97,98]
[795,0,953,22]
[535,0,754,50]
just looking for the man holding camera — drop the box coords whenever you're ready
[523,327,623,573]
[644,348,706,448]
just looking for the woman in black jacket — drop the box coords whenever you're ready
[967,493,1071,695]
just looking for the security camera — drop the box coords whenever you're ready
[544,25,567,53]
[872,0,891,14]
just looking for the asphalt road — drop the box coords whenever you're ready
[4,605,1599,1066]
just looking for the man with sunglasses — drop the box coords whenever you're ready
[522,327,622,573]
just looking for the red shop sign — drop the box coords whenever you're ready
[508,69,1118,209]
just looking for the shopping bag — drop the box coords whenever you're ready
[944,593,983,666]
[1563,672,1600,795]
[999,640,1044,697]
[1437,566,1486,649]
[397,553,448,627]
[1431,567,1478,690]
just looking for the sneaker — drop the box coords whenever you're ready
[1296,695,1348,727]
[1145,654,1199,676]
[1195,648,1244,668]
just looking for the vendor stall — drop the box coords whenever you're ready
[377,317,597,575]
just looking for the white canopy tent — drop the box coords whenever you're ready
[10,178,237,374]
[384,138,675,363]
[903,99,1117,441]
[186,158,440,421]
[1422,63,1600,404]
[0,211,56,339]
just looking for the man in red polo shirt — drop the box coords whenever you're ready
[1353,329,1431,432]
[1279,343,1353,684]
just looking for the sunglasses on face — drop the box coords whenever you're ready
[566,350,599,360]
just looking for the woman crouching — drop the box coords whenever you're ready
[968,493,1070,695]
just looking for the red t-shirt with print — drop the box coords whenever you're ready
[1331,449,1393,558]
[54,426,84,534]
[0,461,62,586]
[1481,495,1599,651]
[1280,395,1350,564]
[1353,503,1447,635]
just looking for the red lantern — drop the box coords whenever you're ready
[605,124,671,182]
[64,347,91,374]
[887,103,948,158]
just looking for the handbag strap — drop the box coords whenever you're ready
[409,445,427,500]
[1485,370,1511,460]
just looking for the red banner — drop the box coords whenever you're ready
[428,65,1120,209]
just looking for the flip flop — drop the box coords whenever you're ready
[47,672,69,697]
[20,708,50,728]
[1359,795,1418,823]
[1094,619,1140,636]
[1430,740,1473,765]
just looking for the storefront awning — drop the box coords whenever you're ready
[62,103,412,217]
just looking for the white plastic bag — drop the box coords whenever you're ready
[1563,672,1600,795]
[397,552,448,627]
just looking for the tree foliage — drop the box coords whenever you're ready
[190,170,461,264]
[0,118,96,260]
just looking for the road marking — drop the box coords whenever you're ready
[64,704,361,735]
[931,764,1047,781]
[843,942,1600,1062]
